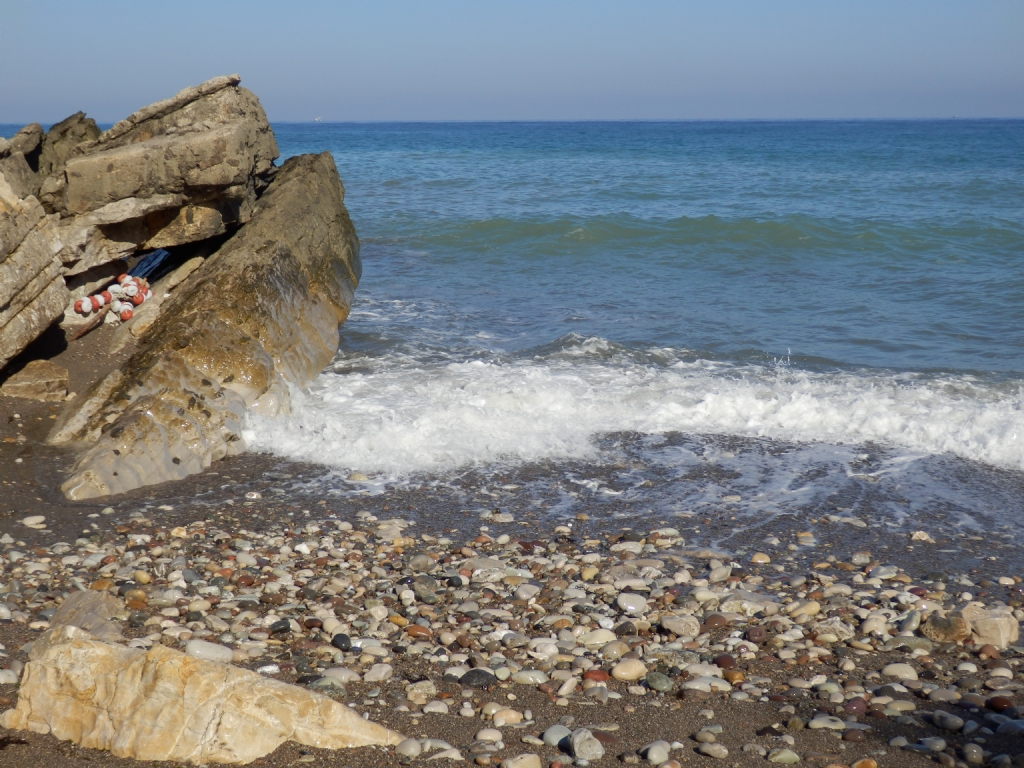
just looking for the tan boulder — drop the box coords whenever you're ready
[53,151,359,499]
[0,359,68,402]
[38,111,101,179]
[1,625,402,764]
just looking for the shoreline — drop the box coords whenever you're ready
[2,327,1024,766]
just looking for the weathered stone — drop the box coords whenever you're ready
[569,729,605,761]
[920,614,973,644]
[1,275,68,372]
[0,151,40,199]
[0,171,46,262]
[960,603,1020,649]
[9,123,44,161]
[0,625,402,764]
[53,151,359,499]
[661,614,701,637]
[44,76,277,276]
[49,590,125,642]
[1,359,68,401]
[38,111,101,180]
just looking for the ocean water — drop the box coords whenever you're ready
[11,120,1024,535]
[242,121,1024,535]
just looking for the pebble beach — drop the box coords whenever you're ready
[1,404,1024,768]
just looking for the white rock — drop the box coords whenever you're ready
[363,663,394,682]
[185,639,233,664]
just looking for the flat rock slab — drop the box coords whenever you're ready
[1,625,403,764]
[1,359,68,401]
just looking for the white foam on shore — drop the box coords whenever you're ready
[242,341,1024,477]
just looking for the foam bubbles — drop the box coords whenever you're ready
[243,340,1024,477]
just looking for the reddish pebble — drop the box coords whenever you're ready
[978,644,1000,659]
[843,729,865,742]
[987,696,1013,712]
[704,613,729,629]
[746,626,768,643]
[843,697,867,714]
[713,653,737,669]
[584,669,611,682]
[406,625,433,640]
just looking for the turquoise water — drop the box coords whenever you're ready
[247,121,1024,534]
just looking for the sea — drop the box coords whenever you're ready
[8,120,1024,547]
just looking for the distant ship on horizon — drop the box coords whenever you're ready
[314,117,323,122]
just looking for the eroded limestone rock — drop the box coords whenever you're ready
[43,75,278,275]
[53,151,359,499]
[1,625,402,764]
[0,173,67,370]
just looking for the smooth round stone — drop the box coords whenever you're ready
[409,554,433,572]
[323,667,361,684]
[364,663,394,682]
[750,552,771,564]
[476,728,502,743]
[962,743,985,765]
[331,633,352,651]
[611,659,648,681]
[570,729,605,761]
[643,741,671,764]
[185,639,232,664]
[767,748,800,763]
[579,629,617,647]
[599,641,630,661]
[502,632,530,648]
[646,671,673,692]
[694,731,716,744]
[843,729,865,742]
[881,663,918,680]
[543,724,572,747]
[698,743,729,759]
[933,710,965,731]
[511,670,549,685]
[921,737,948,752]
[397,738,422,758]
[616,593,648,615]
[423,700,450,715]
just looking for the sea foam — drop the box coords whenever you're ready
[243,338,1024,478]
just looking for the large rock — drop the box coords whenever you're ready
[52,151,360,499]
[9,122,44,163]
[42,75,278,275]
[1,625,402,764]
[0,149,40,199]
[0,173,67,371]
[37,111,100,179]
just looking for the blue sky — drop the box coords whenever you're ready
[1,1,1021,122]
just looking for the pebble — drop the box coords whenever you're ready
[569,729,605,761]
[697,743,728,759]
[184,639,233,664]
[1,508,1022,768]
[611,659,647,681]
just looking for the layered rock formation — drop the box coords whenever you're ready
[52,151,360,499]
[2,625,402,764]
[0,75,279,373]
[3,76,359,499]
[0,174,67,370]
[45,75,278,277]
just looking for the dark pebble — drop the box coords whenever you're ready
[269,619,292,634]
[842,729,865,742]
[746,626,768,644]
[331,633,352,651]
[461,668,498,688]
